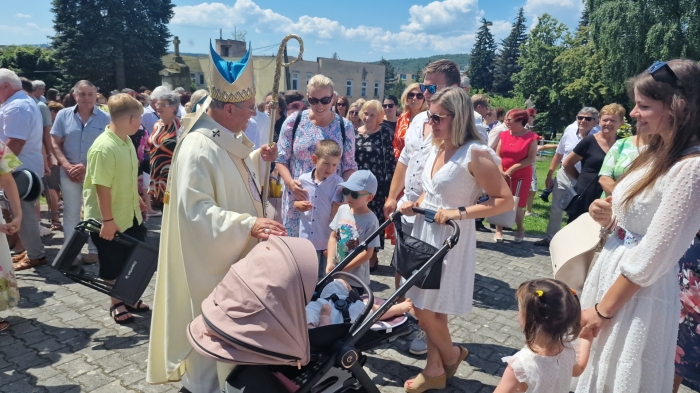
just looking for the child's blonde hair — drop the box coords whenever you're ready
[314,139,342,159]
[108,93,144,121]
[516,278,581,352]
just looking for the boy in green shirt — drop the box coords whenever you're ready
[83,93,147,324]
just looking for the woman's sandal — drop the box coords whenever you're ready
[125,300,150,313]
[0,317,9,332]
[445,346,469,378]
[109,302,134,325]
[404,373,446,393]
[50,212,63,231]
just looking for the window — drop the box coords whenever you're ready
[361,81,367,97]
[400,73,406,80]
[346,80,353,97]
[374,82,380,97]
[292,72,299,90]
[306,72,314,83]
[222,46,229,57]
[191,73,196,79]
[199,73,204,85]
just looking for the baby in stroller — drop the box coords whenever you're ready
[306,278,413,328]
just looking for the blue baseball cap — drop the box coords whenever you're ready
[339,170,378,194]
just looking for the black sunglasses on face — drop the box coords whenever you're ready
[647,61,683,90]
[342,188,370,199]
[349,110,359,116]
[308,96,333,105]
[426,110,454,125]
[577,115,594,122]
[336,102,347,107]
[382,104,395,109]
[407,92,424,100]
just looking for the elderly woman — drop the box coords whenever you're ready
[382,94,399,133]
[562,103,621,221]
[355,100,396,269]
[334,95,349,118]
[598,122,648,196]
[148,90,180,212]
[494,109,539,242]
[394,83,427,159]
[276,75,357,237]
[346,101,363,130]
[399,87,513,392]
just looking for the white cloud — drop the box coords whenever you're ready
[523,0,577,15]
[491,20,512,38]
[401,0,478,33]
[15,13,31,18]
[0,23,52,36]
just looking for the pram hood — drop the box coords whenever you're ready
[188,236,317,365]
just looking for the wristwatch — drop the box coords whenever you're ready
[458,206,467,220]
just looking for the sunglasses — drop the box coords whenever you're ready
[427,110,454,125]
[336,102,347,107]
[419,84,447,94]
[349,110,359,116]
[382,104,395,109]
[407,92,424,100]
[647,61,683,90]
[308,95,333,105]
[342,188,371,199]
[576,115,594,122]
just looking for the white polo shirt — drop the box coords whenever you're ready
[556,123,600,172]
[0,90,45,175]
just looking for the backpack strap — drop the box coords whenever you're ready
[291,110,346,153]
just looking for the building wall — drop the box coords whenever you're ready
[287,60,320,94]
[318,58,385,102]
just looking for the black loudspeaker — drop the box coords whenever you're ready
[51,220,158,305]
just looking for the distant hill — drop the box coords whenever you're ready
[377,54,471,72]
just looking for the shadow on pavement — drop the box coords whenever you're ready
[473,274,517,311]
[462,342,517,378]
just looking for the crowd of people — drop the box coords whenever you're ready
[0,51,699,393]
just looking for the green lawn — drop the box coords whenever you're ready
[485,157,566,236]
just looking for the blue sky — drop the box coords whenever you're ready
[1,0,584,62]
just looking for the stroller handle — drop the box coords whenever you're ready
[391,207,460,248]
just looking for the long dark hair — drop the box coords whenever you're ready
[620,59,700,208]
[517,279,581,352]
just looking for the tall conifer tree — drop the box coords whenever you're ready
[468,18,497,92]
[493,8,527,96]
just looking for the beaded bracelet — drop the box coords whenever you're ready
[595,303,613,320]
[103,218,114,223]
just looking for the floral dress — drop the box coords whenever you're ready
[355,124,396,249]
[149,118,179,204]
[676,233,700,385]
[276,111,357,237]
[0,142,21,311]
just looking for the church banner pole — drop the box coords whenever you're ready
[262,35,304,215]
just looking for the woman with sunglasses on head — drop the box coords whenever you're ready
[576,59,700,393]
[355,100,397,271]
[562,104,621,222]
[382,95,399,133]
[334,95,349,118]
[399,87,514,392]
[276,75,358,237]
[494,109,539,243]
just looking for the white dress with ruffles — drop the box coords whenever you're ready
[575,156,700,392]
[406,142,500,316]
[502,345,577,393]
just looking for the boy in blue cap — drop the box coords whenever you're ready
[326,170,380,294]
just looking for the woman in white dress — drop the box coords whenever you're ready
[577,59,700,392]
[399,87,514,392]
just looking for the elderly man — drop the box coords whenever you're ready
[50,80,110,263]
[147,43,284,393]
[0,69,47,270]
[31,80,47,103]
[383,59,461,356]
[534,107,600,247]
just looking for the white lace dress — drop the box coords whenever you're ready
[575,156,700,393]
[406,142,500,316]
[502,345,578,393]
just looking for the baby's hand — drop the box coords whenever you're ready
[294,201,313,212]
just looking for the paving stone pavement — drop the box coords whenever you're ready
[1,217,697,393]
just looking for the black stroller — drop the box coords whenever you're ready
[225,208,460,393]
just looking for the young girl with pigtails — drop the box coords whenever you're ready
[494,279,593,393]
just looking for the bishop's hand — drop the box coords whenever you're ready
[261,143,278,162]
[251,218,287,240]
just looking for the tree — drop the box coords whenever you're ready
[232,28,247,41]
[586,0,700,96]
[0,46,65,91]
[468,18,498,92]
[51,0,174,92]
[332,52,340,60]
[493,8,527,96]
[378,57,397,95]
[512,14,568,133]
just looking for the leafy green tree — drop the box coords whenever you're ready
[512,14,569,133]
[468,18,497,92]
[586,0,700,96]
[379,57,397,95]
[0,46,65,90]
[387,80,407,101]
[493,8,527,96]
[51,0,174,92]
